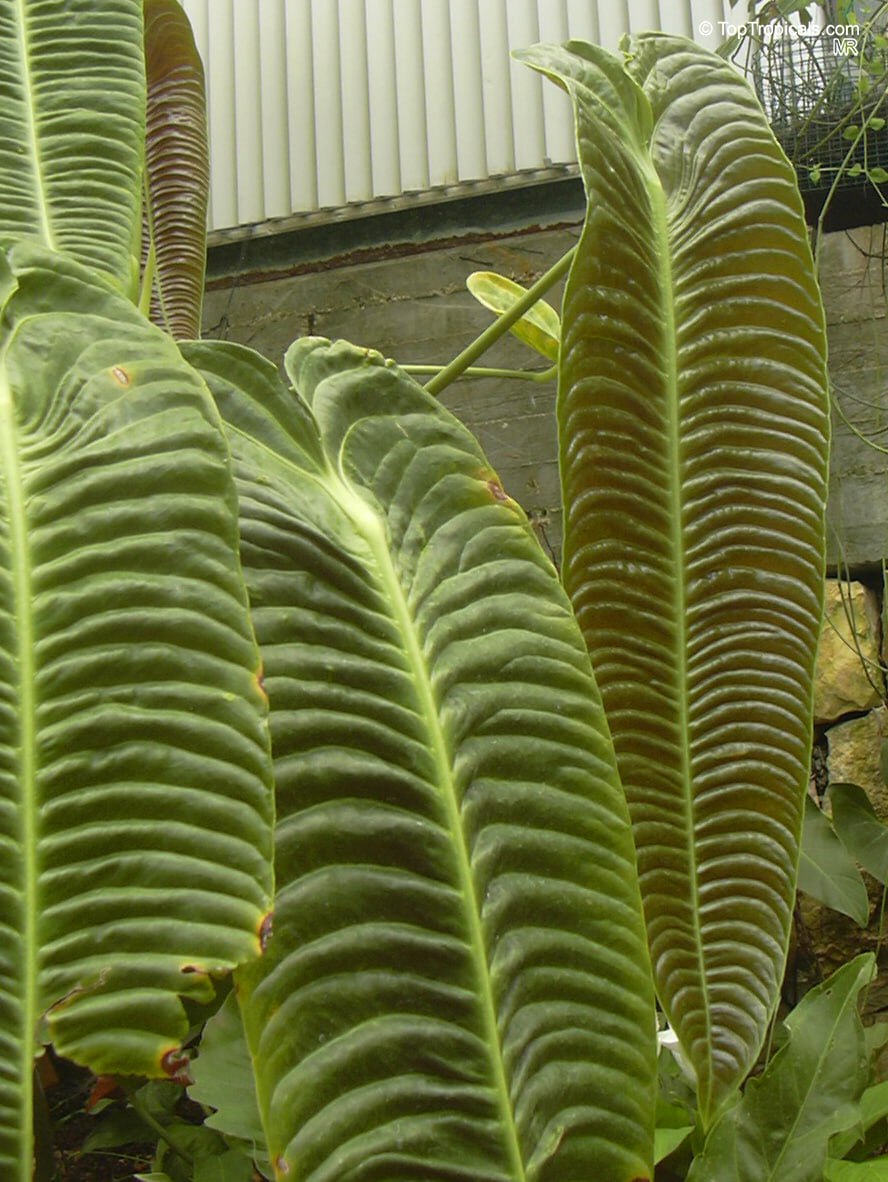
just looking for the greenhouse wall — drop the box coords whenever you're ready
[181,0,737,232]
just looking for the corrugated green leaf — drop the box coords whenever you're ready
[518,36,830,1122]
[0,243,274,1180]
[186,336,658,1182]
[0,0,145,295]
[141,0,209,339]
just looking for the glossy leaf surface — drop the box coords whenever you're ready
[187,337,658,1182]
[0,0,145,295]
[688,955,874,1182]
[0,244,274,1179]
[519,36,830,1120]
[142,0,209,339]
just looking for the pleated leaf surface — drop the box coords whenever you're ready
[186,336,658,1182]
[518,36,829,1121]
[0,0,145,296]
[141,0,209,339]
[0,243,274,1180]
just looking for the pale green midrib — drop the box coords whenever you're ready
[328,467,528,1182]
[645,163,714,1097]
[14,0,55,250]
[0,358,37,1182]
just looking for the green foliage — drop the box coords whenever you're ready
[0,3,855,1181]
[688,955,875,1182]
[798,795,870,925]
[520,33,829,1123]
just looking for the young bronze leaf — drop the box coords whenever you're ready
[141,0,209,339]
[519,36,830,1123]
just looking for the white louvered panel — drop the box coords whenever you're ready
[392,0,429,191]
[284,0,318,212]
[312,0,346,208]
[630,0,662,35]
[184,0,742,232]
[478,0,515,176]
[340,0,374,202]
[537,0,575,166]
[597,0,631,47]
[506,0,545,171]
[421,0,459,187]
[196,0,237,229]
[365,0,401,196]
[233,2,265,223]
[258,0,290,217]
[565,0,600,44]
[450,0,487,181]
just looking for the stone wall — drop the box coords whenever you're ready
[804,578,888,1009]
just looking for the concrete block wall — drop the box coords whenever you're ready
[204,206,888,574]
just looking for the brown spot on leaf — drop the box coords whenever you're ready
[111,366,130,386]
[275,1155,291,1176]
[259,911,274,952]
[486,477,509,502]
[255,664,268,703]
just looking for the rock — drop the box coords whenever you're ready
[827,707,888,815]
[814,581,883,724]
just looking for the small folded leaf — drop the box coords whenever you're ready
[798,796,870,925]
[466,271,561,360]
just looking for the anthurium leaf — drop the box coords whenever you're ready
[466,271,561,360]
[189,990,267,1158]
[829,782,888,885]
[0,242,274,1181]
[798,795,870,923]
[185,336,658,1182]
[0,0,145,296]
[141,0,209,339]
[519,35,830,1122]
[687,954,875,1182]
